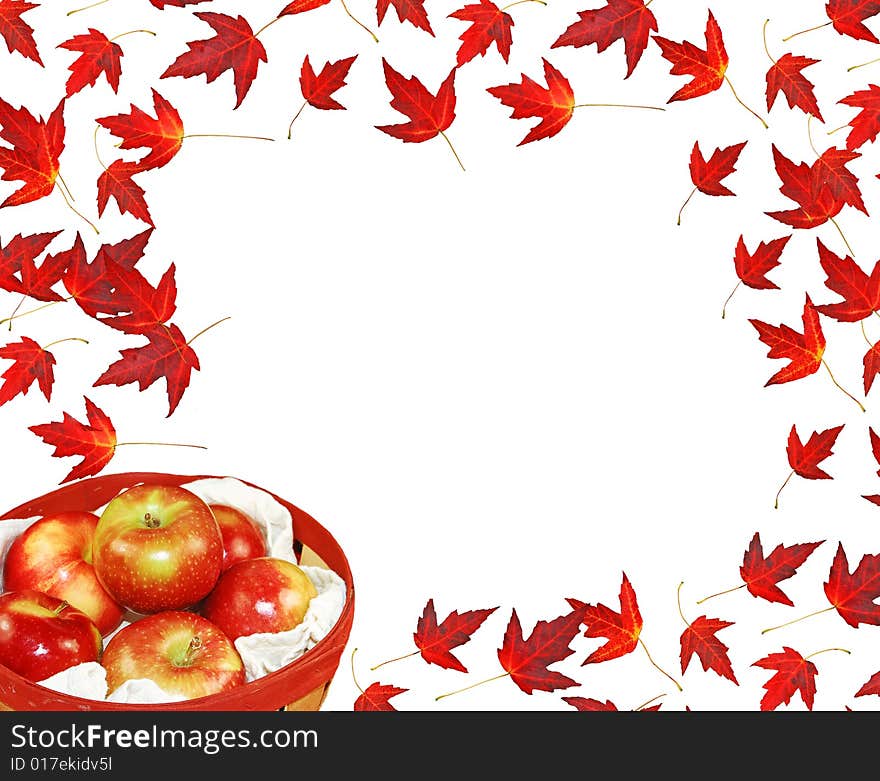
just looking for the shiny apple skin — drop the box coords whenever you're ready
[102,611,245,700]
[201,557,317,641]
[0,590,102,682]
[210,504,267,572]
[93,485,223,614]
[3,512,124,635]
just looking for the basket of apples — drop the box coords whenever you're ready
[0,472,354,711]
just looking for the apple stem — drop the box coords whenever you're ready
[370,650,419,671]
[762,19,777,66]
[677,187,697,226]
[338,0,379,43]
[56,181,99,235]
[0,298,69,329]
[761,605,835,635]
[724,77,768,129]
[805,647,851,661]
[696,583,745,605]
[52,601,70,616]
[633,693,666,711]
[187,316,231,347]
[721,281,742,319]
[849,56,880,73]
[639,638,682,692]
[43,337,89,350]
[178,636,203,667]
[822,359,865,412]
[435,672,510,701]
[67,0,109,16]
[439,131,466,172]
[288,101,309,139]
[501,0,546,9]
[110,29,156,42]
[782,20,832,42]
[572,103,665,112]
[774,469,794,509]
[183,133,275,143]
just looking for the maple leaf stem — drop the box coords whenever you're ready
[633,694,666,711]
[721,281,742,319]
[826,124,848,136]
[572,103,665,112]
[782,21,832,43]
[696,584,745,605]
[829,217,855,257]
[677,187,697,226]
[56,173,76,204]
[862,319,875,348]
[774,469,794,509]
[186,316,231,346]
[56,184,99,235]
[805,647,851,660]
[0,298,68,328]
[288,102,309,140]
[439,131,466,172]
[638,639,682,692]
[110,30,157,43]
[115,441,207,450]
[724,77,768,129]
[435,672,510,701]
[6,295,26,332]
[761,19,777,65]
[761,605,835,635]
[676,581,691,628]
[337,0,379,44]
[501,0,547,9]
[848,57,880,73]
[67,0,109,16]
[254,17,284,38]
[42,337,89,349]
[822,359,865,412]
[370,650,419,671]
[183,134,275,143]
[350,647,365,695]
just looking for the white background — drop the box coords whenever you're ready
[2,0,880,710]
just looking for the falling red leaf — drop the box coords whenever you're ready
[94,323,199,416]
[487,58,575,146]
[278,0,332,16]
[568,573,641,664]
[839,84,880,150]
[29,397,117,483]
[58,29,123,97]
[680,616,738,684]
[375,60,456,143]
[17,236,74,302]
[0,97,64,208]
[654,11,728,102]
[98,261,177,334]
[563,696,660,711]
[0,0,41,65]
[552,0,658,78]
[732,235,790,290]
[354,682,407,711]
[689,140,746,196]
[740,532,824,606]
[812,147,866,214]
[0,337,54,406]
[826,0,880,42]
[815,240,880,322]
[856,671,880,697]
[413,599,497,672]
[824,543,880,627]
[753,647,818,711]
[377,0,433,34]
[863,342,880,395]
[449,0,514,66]
[869,427,880,476]
[161,12,267,109]
[97,89,184,172]
[766,146,845,228]
[787,424,844,482]
[0,231,61,295]
[300,55,357,110]
[766,53,822,120]
[97,160,152,226]
[496,608,582,694]
[749,294,825,386]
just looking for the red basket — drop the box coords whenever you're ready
[0,472,355,711]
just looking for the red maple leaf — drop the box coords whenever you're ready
[740,532,824,606]
[766,146,845,228]
[826,0,880,42]
[680,616,737,684]
[0,97,64,207]
[733,235,790,290]
[654,11,728,102]
[94,324,199,416]
[300,55,357,111]
[856,670,880,697]
[0,337,54,406]
[749,295,826,386]
[753,647,818,711]
[552,0,657,78]
[487,58,575,146]
[563,696,661,711]
[97,160,152,226]
[864,342,880,395]
[375,60,457,152]
[449,0,514,67]
[97,261,176,334]
[775,423,844,508]
[568,573,641,664]
[839,84,880,150]
[496,608,582,693]
[58,29,123,97]
[0,231,61,295]
[354,682,407,710]
[864,428,880,502]
[150,0,208,6]
[688,140,746,197]
[97,89,184,172]
[377,0,433,34]
[0,0,40,65]
[413,599,497,672]
[29,397,117,483]
[17,235,74,302]
[766,53,822,120]
[812,147,866,214]
[815,240,880,322]
[824,543,880,627]
[161,12,267,109]
[278,0,332,16]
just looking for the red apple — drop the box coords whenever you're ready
[93,484,223,614]
[102,611,245,700]
[202,557,317,641]
[3,512,124,635]
[0,590,102,682]
[210,504,267,571]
